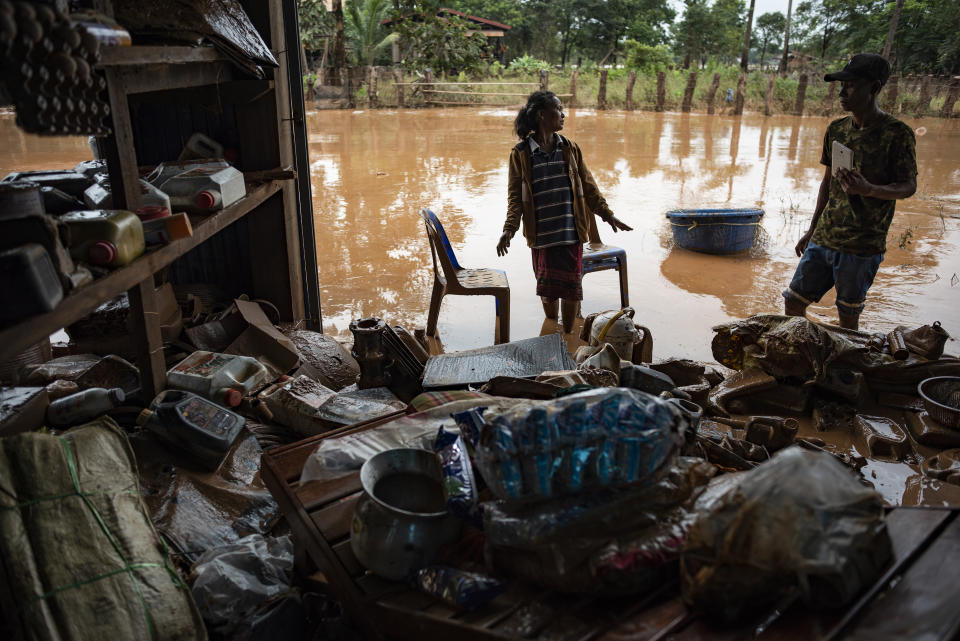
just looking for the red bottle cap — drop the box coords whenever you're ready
[224,388,242,407]
[88,241,117,265]
[136,206,170,221]
[195,190,216,210]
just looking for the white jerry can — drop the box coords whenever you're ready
[576,307,654,363]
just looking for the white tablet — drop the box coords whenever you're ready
[832,140,853,177]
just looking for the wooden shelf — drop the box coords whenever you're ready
[97,46,235,94]
[0,180,282,360]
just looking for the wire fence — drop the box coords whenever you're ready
[305,67,960,118]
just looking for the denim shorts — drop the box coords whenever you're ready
[782,242,883,315]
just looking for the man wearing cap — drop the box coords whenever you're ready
[783,53,917,330]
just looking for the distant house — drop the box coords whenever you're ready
[383,7,511,64]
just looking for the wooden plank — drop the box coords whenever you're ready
[0,181,281,359]
[103,68,141,210]
[97,46,222,67]
[376,600,519,641]
[311,493,360,542]
[126,278,166,398]
[297,473,363,512]
[332,538,364,577]
[116,62,234,95]
[596,596,689,641]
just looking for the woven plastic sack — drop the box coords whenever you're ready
[680,447,891,621]
[0,416,206,641]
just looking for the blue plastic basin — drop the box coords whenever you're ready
[665,208,764,254]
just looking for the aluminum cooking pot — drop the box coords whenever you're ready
[350,448,462,581]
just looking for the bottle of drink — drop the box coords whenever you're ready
[47,387,125,427]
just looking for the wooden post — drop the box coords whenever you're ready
[821,81,837,114]
[598,69,608,109]
[733,73,746,115]
[127,278,166,399]
[706,73,721,115]
[885,74,900,113]
[655,71,666,112]
[764,75,775,116]
[793,73,808,116]
[940,76,960,118]
[540,69,549,92]
[681,71,697,112]
[395,69,404,107]
[368,67,378,108]
[424,69,434,106]
[569,70,578,107]
[625,71,637,110]
[916,75,933,116]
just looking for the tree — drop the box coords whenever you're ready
[740,0,756,70]
[881,0,904,59]
[345,0,397,66]
[672,0,712,68]
[389,0,488,73]
[298,0,335,53]
[778,0,793,72]
[754,12,785,69]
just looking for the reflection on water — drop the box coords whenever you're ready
[306,109,960,360]
[1,109,957,362]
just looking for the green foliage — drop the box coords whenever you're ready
[344,0,397,66]
[623,41,673,70]
[672,0,746,67]
[389,1,488,74]
[507,54,550,72]
[298,0,334,52]
[754,12,785,68]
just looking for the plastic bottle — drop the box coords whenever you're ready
[60,209,145,267]
[0,243,63,322]
[137,389,245,469]
[82,176,171,212]
[167,351,270,408]
[158,163,246,215]
[47,387,124,427]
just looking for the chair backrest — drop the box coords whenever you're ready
[420,209,463,270]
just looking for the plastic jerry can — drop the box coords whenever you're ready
[47,387,125,427]
[167,351,270,407]
[137,389,245,469]
[0,244,63,323]
[158,163,246,215]
[60,209,145,267]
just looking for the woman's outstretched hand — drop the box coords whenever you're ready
[497,231,513,256]
[606,215,633,232]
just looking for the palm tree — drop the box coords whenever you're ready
[345,0,398,67]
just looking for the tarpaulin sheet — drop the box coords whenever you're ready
[422,334,577,389]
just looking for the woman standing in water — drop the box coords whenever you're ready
[497,91,632,333]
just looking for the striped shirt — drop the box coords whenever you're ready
[529,135,578,249]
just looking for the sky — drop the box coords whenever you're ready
[669,0,792,21]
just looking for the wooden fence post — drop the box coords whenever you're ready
[706,73,721,114]
[821,81,837,115]
[368,67,378,108]
[885,74,900,113]
[569,70,578,107]
[424,69,434,106]
[395,69,404,107]
[764,75,775,116]
[940,76,960,118]
[655,71,666,112]
[540,69,549,92]
[681,71,697,112]
[916,75,933,116]
[733,73,746,115]
[625,71,637,110]
[598,70,608,109]
[793,73,808,116]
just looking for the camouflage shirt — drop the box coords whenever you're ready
[810,113,917,256]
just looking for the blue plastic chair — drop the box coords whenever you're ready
[420,209,510,344]
[583,214,629,308]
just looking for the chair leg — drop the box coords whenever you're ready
[426,280,444,336]
[618,257,630,308]
[495,292,510,344]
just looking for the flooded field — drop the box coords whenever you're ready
[305,108,960,360]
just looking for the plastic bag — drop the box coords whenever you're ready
[463,388,687,502]
[484,457,716,594]
[434,427,481,526]
[190,534,294,629]
[414,566,507,610]
[680,447,891,621]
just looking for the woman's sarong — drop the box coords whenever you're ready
[531,243,583,300]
